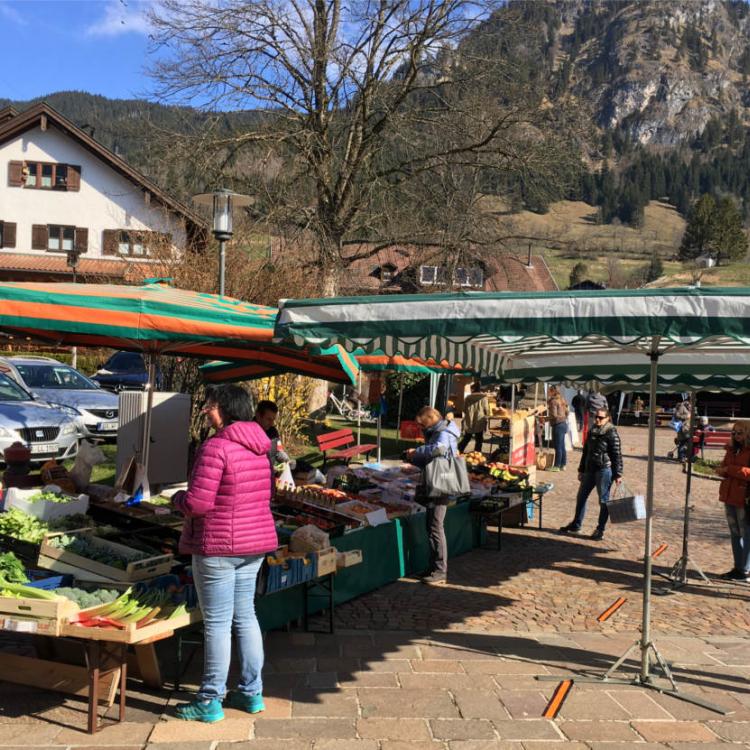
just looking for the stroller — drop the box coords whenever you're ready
[667,420,699,463]
[327,390,376,422]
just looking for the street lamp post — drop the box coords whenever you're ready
[192,189,254,296]
[66,247,81,369]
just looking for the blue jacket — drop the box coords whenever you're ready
[410,419,460,468]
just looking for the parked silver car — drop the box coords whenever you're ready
[0,373,79,463]
[0,356,119,440]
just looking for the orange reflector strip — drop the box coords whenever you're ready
[652,543,668,558]
[542,679,573,719]
[597,596,626,623]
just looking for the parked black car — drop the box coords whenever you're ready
[91,351,162,392]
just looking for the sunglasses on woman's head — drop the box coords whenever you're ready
[595,415,607,421]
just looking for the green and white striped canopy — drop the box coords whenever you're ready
[276,288,750,376]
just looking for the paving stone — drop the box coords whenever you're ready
[497,692,548,720]
[650,694,735,722]
[398,673,497,691]
[452,690,510,720]
[223,694,292,720]
[667,744,740,750]
[55,721,153,745]
[430,719,497,740]
[215,742,310,750]
[357,718,432,740]
[313,741,379,750]
[366,659,413,673]
[269,658,318,674]
[420,646,498,661]
[148,717,252,743]
[338,672,400,688]
[493,676,551,691]
[318,658,363,673]
[307,672,340,689]
[412,660,465,673]
[491,720,562,741]
[558,720,641,742]
[291,690,359,718]
[586,743,669,750]
[557,690,631,721]
[463,662,544,675]
[606,689,674,720]
[380,743,448,750]
[145,744,214,750]
[705,722,750,742]
[631,721,719,743]
[0,723,62,743]
[254,718,357,739]
[449,743,524,750]
[358,688,460,719]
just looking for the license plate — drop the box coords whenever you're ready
[97,421,118,431]
[30,443,58,454]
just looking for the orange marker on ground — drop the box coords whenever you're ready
[652,543,668,558]
[542,679,573,719]
[597,596,626,622]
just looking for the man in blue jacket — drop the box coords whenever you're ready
[406,406,460,585]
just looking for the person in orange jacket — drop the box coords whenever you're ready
[715,420,750,582]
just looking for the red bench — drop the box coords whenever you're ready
[316,428,377,467]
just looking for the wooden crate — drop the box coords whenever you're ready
[39,530,174,583]
[61,606,202,644]
[314,547,338,577]
[0,593,78,636]
[336,549,363,569]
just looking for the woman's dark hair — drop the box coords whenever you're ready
[204,384,253,426]
[256,400,279,416]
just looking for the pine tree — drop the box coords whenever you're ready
[645,251,664,282]
[679,194,717,261]
[712,197,749,265]
[569,262,588,288]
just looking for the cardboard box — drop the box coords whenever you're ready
[314,547,337,577]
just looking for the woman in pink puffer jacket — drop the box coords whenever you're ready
[172,384,278,723]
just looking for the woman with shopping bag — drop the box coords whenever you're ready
[559,406,623,541]
[405,406,468,585]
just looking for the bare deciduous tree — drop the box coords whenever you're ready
[149,0,581,295]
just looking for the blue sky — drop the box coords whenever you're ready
[0,0,156,102]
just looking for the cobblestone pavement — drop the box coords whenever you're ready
[2,426,750,748]
[324,427,750,636]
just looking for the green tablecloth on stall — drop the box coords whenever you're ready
[257,501,476,631]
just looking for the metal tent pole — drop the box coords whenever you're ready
[141,354,157,471]
[537,337,725,714]
[396,376,404,451]
[357,370,362,444]
[376,414,382,463]
[667,391,710,588]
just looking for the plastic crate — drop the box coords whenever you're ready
[25,570,74,590]
[264,558,296,593]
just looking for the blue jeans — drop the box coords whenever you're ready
[552,422,568,468]
[572,467,613,532]
[192,554,265,701]
[724,504,750,574]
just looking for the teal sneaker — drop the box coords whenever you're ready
[175,698,224,722]
[225,691,265,714]
[548,467,561,472]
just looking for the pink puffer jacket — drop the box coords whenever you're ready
[174,421,278,556]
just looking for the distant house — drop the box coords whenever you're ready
[0,103,206,283]
[695,254,717,269]
[271,239,558,293]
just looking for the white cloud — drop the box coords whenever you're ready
[0,1,27,26]
[85,0,152,38]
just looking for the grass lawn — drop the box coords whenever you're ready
[693,457,720,477]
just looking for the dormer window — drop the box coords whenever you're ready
[380,263,397,282]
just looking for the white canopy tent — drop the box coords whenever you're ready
[276,288,750,708]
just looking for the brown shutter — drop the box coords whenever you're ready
[8,161,24,187]
[67,164,81,191]
[102,229,118,256]
[31,224,48,250]
[74,227,88,252]
[2,222,16,248]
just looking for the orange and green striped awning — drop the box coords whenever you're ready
[0,280,359,384]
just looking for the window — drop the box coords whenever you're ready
[118,231,147,257]
[9,161,81,191]
[380,264,397,282]
[420,265,437,285]
[48,225,75,252]
[454,267,483,288]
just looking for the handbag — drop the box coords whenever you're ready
[606,481,646,523]
[423,453,471,498]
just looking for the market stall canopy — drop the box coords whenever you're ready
[275,288,750,374]
[0,280,359,384]
[200,349,466,384]
[498,352,750,393]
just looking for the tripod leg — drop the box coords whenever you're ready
[688,557,711,583]
[650,642,678,692]
[603,641,640,681]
